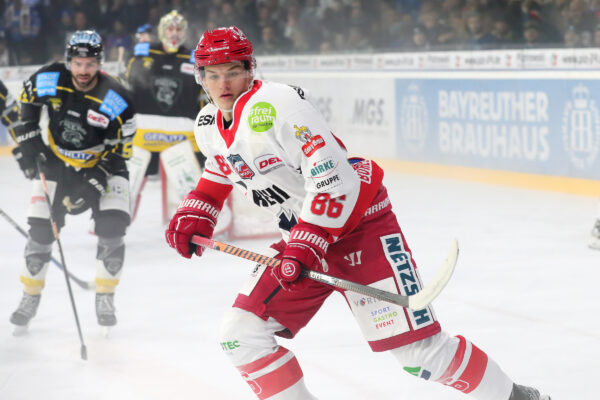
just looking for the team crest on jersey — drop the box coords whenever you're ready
[227,154,255,180]
[152,76,182,111]
[49,97,62,111]
[142,57,153,68]
[60,118,87,147]
[294,124,325,157]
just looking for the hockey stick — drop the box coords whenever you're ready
[0,208,95,291]
[191,235,459,310]
[36,157,88,360]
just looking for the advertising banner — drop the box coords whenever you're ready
[396,79,600,180]
[262,73,397,158]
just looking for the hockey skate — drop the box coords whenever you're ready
[589,219,600,250]
[510,384,552,400]
[10,293,41,335]
[95,293,117,335]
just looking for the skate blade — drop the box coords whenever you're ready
[12,325,29,336]
[589,237,600,250]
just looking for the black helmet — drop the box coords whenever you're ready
[65,30,104,65]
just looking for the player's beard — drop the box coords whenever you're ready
[73,73,98,91]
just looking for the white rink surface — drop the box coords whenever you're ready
[0,155,598,400]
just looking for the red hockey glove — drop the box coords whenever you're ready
[272,223,330,291]
[165,190,221,259]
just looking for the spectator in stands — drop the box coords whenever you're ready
[419,8,440,46]
[254,25,289,55]
[73,10,89,32]
[491,15,516,46]
[105,20,132,61]
[564,24,581,47]
[374,3,412,50]
[298,0,323,49]
[411,24,431,50]
[593,24,600,47]
[123,0,148,33]
[346,25,373,52]
[92,0,114,36]
[320,40,334,54]
[523,19,544,47]
[447,10,469,45]
[135,24,153,44]
[0,30,17,66]
[564,0,595,33]
[3,0,43,64]
[465,10,498,49]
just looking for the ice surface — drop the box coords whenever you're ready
[0,156,598,399]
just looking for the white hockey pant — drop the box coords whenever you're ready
[390,331,513,400]
[219,308,318,400]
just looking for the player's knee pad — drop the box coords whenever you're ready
[219,308,282,366]
[21,238,52,294]
[94,210,129,237]
[27,217,54,245]
[95,236,125,292]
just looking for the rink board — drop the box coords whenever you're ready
[2,57,600,195]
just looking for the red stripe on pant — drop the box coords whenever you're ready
[436,335,488,394]
[237,347,304,399]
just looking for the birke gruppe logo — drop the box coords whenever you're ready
[562,83,600,169]
[399,83,428,153]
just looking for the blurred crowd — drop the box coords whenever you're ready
[2,0,600,67]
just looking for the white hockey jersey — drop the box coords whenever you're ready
[194,80,383,240]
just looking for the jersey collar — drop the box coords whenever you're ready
[217,80,262,148]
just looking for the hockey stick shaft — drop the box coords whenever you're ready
[36,158,88,360]
[191,235,459,310]
[0,208,94,290]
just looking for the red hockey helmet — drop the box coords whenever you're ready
[193,26,256,84]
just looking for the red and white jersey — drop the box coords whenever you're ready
[194,80,383,240]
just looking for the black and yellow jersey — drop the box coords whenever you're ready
[0,79,20,135]
[125,42,207,152]
[19,62,136,168]
[126,42,203,118]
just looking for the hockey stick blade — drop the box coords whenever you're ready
[408,238,459,310]
[191,236,458,310]
[0,208,95,290]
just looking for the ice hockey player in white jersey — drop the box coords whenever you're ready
[165,26,551,400]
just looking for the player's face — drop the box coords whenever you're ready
[70,57,100,92]
[202,62,253,119]
[164,25,184,46]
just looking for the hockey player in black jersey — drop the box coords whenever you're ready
[125,10,208,223]
[9,30,136,330]
[0,78,20,140]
